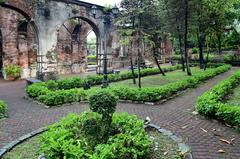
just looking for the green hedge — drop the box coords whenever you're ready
[196,70,240,130]
[27,65,182,94]
[40,112,151,159]
[105,64,231,102]
[0,100,7,119]
[88,55,97,60]
[173,53,240,65]
[30,64,231,106]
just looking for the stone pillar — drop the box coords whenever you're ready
[18,34,29,78]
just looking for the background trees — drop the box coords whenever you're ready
[118,0,240,80]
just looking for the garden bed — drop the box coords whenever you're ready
[196,70,240,130]
[2,120,191,159]
[0,100,7,119]
[26,64,231,107]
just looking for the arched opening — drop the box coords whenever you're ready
[0,5,39,79]
[0,30,3,77]
[56,17,100,75]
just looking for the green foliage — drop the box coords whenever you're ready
[4,64,22,79]
[87,55,97,60]
[0,100,7,119]
[26,84,50,99]
[38,89,86,106]
[27,64,231,106]
[40,112,151,159]
[107,64,230,102]
[196,70,240,129]
[89,90,118,118]
[26,65,182,99]
[0,0,5,4]
[88,62,97,65]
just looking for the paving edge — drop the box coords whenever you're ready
[0,127,47,157]
[147,123,193,159]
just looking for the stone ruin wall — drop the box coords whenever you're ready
[0,6,38,79]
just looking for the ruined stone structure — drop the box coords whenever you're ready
[0,0,172,80]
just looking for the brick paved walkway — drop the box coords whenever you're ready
[0,68,240,159]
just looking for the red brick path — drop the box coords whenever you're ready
[0,68,240,159]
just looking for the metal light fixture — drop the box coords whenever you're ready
[112,4,119,16]
[91,4,119,88]
[91,5,97,17]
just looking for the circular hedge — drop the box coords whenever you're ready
[40,112,152,159]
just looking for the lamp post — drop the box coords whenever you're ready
[91,5,119,88]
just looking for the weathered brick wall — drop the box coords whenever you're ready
[56,20,92,74]
[0,7,38,79]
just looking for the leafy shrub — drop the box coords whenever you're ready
[4,64,22,79]
[0,100,7,118]
[26,84,50,99]
[40,112,151,159]
[27,64,231,106]
[106,64,231,103]
[38,89,86,106]
[27,65,182,95]
[89,90,118,118]
[88,55,97,60]
[196,70,240,129]
[88,62,97,65]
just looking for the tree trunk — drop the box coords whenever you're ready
[129,43,136,84]
[137,31,141,88]
[204,43,210,71]
[217,35,222,54]
[184,0,192,76]
[153,48,165,76]
[198,32,204,69]
[176,18,185,72]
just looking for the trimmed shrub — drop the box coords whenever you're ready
[89,90,118,118]
[196,70,240,129]
[27,65,182,96]
[27,64,231,106]
[0,100,7,118]
[40,112,152,159]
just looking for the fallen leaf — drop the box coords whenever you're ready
[218,149,226,153]
[181,125,188,129]
[219,138,231,145]
[230,138,235,142]
[200,128,208,133]
[225,123,232,128]
[164,151,168,156]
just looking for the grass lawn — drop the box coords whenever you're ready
[225,85,240,106]
[108,67,209,88]
[3,135,42,159]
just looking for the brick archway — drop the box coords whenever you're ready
[0,4,39,79]
[56,16,100,75]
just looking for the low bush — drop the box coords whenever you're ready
[88,62,97,65]
[40,112,151,159]
[0,100,7,118]
[38,89,86,106]
[88,55,97,60]
[4,64,22,80]
[27,65,182,95]
[196,71,240,129]
[35,64,231,106]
